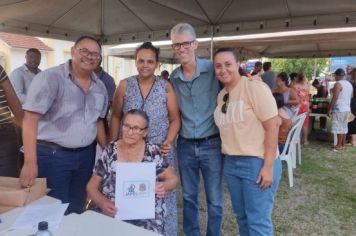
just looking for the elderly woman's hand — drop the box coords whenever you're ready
[155,182,166,198]
[99,198,117,217]
[160,140,172,157]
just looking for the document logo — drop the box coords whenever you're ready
[123,181,150,198]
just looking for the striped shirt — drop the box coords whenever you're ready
[0,66,12,125]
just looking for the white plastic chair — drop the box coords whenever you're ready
[291,113,307,168]
[280,119,303,187]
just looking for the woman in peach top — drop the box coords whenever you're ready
[213,48,281,236]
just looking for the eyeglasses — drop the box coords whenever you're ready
[171,40,195,50]
[122,124,147,134]
[76,48,101,60]
[221,93,229,114]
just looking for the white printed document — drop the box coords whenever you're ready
[115,162,155,220]
[11,203,68,230]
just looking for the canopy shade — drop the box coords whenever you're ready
[107,29,356,62]
[0,0,356,45]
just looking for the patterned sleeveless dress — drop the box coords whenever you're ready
[122,75,177,235]
[295,84,310,128]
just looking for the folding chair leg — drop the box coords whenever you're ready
[287,159,294,187]
[298,143,302,165]
[292,144,297,169]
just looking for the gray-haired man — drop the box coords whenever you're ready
[170,23,223,236]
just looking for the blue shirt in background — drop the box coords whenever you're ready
[170,58,220,139]
[97,67,116,102]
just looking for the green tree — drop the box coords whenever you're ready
[269,58,329,80]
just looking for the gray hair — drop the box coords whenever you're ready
[123,109,149,128]
[170,23,196,40]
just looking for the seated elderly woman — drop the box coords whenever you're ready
[87,109,178,235]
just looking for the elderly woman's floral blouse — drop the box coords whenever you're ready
[93,141,169,235]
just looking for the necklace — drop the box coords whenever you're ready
[136,76,156,110]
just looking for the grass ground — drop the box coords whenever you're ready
[176,133,356,235]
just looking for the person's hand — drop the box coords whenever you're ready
[327,109,332,117]
[99,198,117,217]
[19,162,38,187]
[155,182,166,198]
[256,165,273,190]
[160,140,172,157]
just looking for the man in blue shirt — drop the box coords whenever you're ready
[20,36,108,214]
[170,23,223,236]
[94,61,116,134]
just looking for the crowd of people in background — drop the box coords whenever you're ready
[0,21,355,236]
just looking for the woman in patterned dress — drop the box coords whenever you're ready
[109,42,180,235]
[87,109,178,235]
[294,73,310,144]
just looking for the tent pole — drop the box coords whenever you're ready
[210,26,214,60]
[313,58,317,79]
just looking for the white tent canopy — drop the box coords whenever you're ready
[0,0,356,46]
[108,28,356,62]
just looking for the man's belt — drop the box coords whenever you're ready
[37,140,89,152]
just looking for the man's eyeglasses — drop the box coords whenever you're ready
[76,48,101,60]
[122,124,147,134]
[171,40,195,50]
[221,93,229,114]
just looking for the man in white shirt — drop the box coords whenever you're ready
[10,48,41,104]
[328,68,354,151]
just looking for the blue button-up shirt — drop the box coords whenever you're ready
[170,58,220,139]
[23,60,108,148]
[97,67,116,102]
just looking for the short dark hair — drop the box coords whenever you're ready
[273,92,285,108]
[255,61,262,67]
[74,36,102,51]
[289,72,298,81]
[135,42,160,62]
[26,48,41,55]
[161,70,169,77]
[213,47,240,62]
[122,109,150,128]
[277,72,290,87]
[312,78,320,88]
[263,62,271,71]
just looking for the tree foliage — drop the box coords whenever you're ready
[269,58,329,80]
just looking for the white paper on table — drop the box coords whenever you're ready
[11,203,68,230]
[115,162,155,221]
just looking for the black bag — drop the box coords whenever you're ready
[351,97,356,116]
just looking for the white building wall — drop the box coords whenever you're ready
[40,38,72,68]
